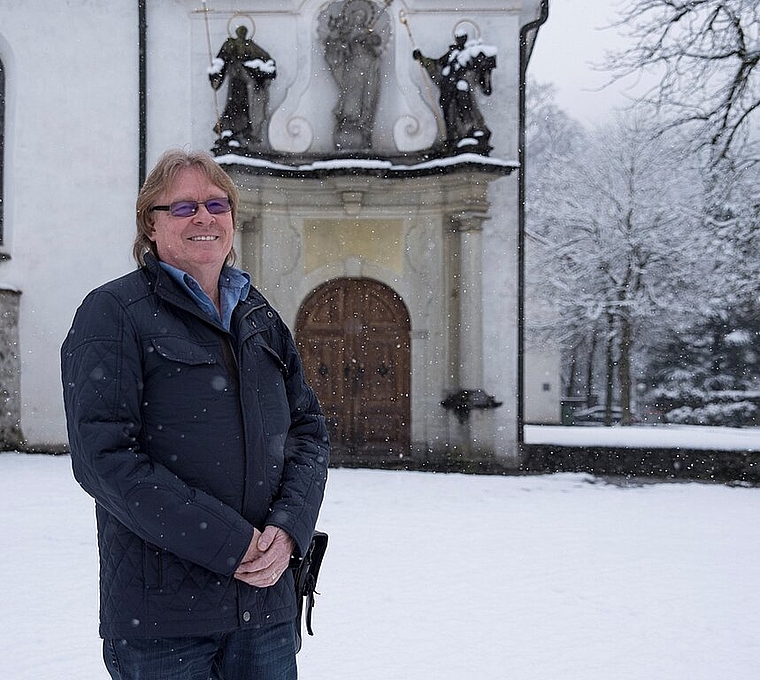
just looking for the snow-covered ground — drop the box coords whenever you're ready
[525,423,760,451]
[1,446,758,679]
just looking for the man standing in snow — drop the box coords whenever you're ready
[61,148,329,679]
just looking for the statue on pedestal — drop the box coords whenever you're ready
[319,0,390,151]
[209,25,276,154]
[413,31,497,156]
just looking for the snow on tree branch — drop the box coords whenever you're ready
[605,0,759,165]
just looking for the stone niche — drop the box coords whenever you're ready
[0,287,23,450]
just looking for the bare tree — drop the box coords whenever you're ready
[606,0,759,165]
[524,81,593,401]
[530,110,707,423]
[525,80,760,426]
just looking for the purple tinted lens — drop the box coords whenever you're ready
[169,201,199,217]
[167,198,230,217]
[205,197,232,214]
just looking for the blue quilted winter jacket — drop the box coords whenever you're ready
[61,255,329,639]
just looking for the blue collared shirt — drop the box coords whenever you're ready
[159,261,251,331]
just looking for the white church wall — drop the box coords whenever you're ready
[143,2,194,164]
[483,177,521,458]
[484,10,524,458]
[524,350,562,423]
[0,1,139,448]
[524,235,562,424]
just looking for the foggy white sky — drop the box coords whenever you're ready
[528,0,648,124]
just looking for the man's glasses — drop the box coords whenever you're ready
[151,197,232,218]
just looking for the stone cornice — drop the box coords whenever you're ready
[216,151,518,179]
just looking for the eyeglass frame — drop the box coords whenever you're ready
[150,197,232,218]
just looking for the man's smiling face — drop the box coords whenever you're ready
[148,166,234,281]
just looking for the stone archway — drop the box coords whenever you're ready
[295,278,411,461]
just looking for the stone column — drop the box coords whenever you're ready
[455,211,485,390]
[444,211,500,456]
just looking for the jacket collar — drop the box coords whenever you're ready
[141,254,226,329]
[142,254,271,337]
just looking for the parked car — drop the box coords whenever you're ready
[571,405,639,426]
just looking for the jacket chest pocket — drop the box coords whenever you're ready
[146,337,218,377]
[150,337,217,366]
[145,336,234,395]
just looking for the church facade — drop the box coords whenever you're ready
[0,0,557,464]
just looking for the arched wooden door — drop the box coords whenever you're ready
[296,278,411,459]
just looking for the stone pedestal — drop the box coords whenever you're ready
[0,287,23,450]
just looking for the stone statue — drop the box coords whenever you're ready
[208,25,276,154]
[413,31,497,155]
[319,0,390,151]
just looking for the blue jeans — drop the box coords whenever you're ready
[103,621,298,680]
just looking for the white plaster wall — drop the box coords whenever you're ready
[146,1,198,165]
[0,1,138,448]
[401,5,535,459]
[477,11,524,459]
[483,176,521,459]
[524,238,562,424]
[524,349,562,423]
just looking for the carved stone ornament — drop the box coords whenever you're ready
[208,23,277,155]
[413,31,497,156]
[317,0,391,151]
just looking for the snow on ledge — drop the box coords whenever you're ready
[524,424,760,452]
[215,152,518,176]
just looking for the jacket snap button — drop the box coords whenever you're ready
[242,611,251,622]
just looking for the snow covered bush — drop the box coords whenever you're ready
[665,401,758,428]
